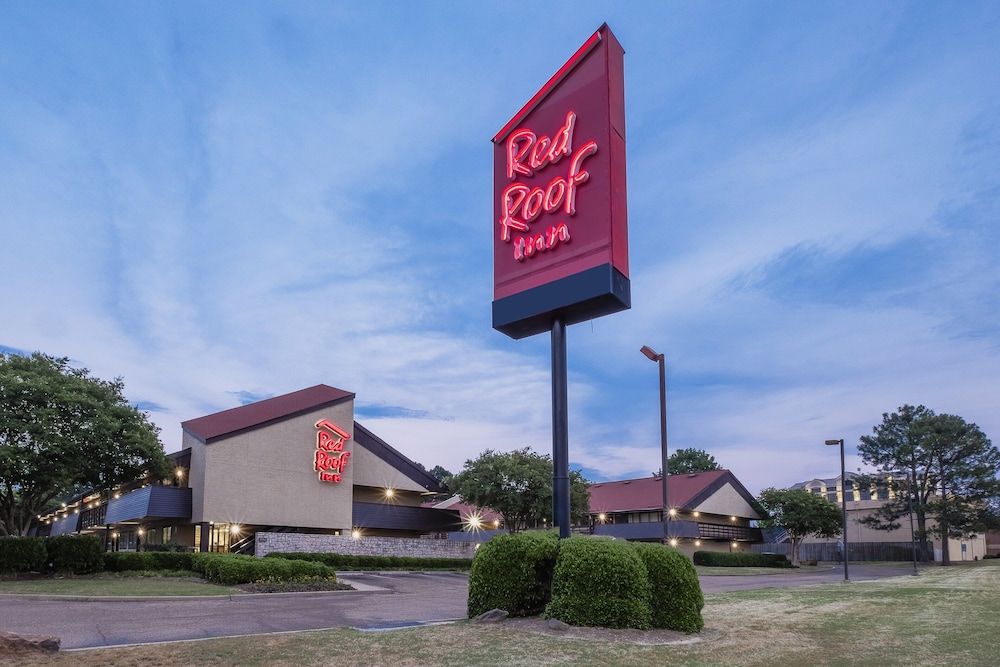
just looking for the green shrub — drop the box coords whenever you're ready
[45,535,105,574]
[102,550,194,574]
[0,537,48,574]
[143,542,189,553]
[188,553,335,585]
[104,551,156,572]
[544,537,652,630]
[633,543,704,632]
[265,552,474,571]
[693,551,791,568]
[149,551,194,571]
[467,530,559,618]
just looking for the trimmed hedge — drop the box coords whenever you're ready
[103,551,195,572]
[267,552,474,571]
[544,537,653,630]
[467,530,559,618]
[634,543,704,632]
[45,535,105,574]
[0,536,48,574]
[190,553,336,585]
[693,551,792,568]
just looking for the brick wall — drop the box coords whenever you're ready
[254,531,480,559]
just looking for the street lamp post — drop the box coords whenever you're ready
[825,438,849,582]
[905,458,920,576]
[641,345,669,544]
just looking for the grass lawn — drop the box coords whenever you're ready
[2,560,997,666]
[0,571,242,597]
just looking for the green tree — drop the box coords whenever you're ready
[858,405,1000,565]
[0,353,171,536]
[655,448,723,476]
[756,488,843,566]
[428,465,453,483]
[449,448,590,533]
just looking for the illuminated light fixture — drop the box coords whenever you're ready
[693,511,700,518]
[351,529,362,540]
[493,520,500,529]
[669,538,679,547]
[74,509,79,514]
[114,493,120,499]
[137,529,144,536]
[464,511,486,533]
[384,488,395,499]
[230,524,241,535]
[730,516,736,522]
[598,512,607,523]
[695,540,701,547]
[668,508,677,517]
[731,541,738,548]
[176,468,184,478]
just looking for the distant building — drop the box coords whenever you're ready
[587,470,763,556]
[787,473,989,562]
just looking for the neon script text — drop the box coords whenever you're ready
[499,111,597,261]
[314,419,351,483]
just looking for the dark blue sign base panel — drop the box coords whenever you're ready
[492,264,631,340]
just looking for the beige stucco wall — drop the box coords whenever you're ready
[802,503,989,561]
[190,400,356,530]
[351,441,427,496]
[694,484,758,519]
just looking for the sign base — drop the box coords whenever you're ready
[492,264,630,340]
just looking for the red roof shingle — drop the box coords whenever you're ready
[588,470,743,514]
[182,384,354,442]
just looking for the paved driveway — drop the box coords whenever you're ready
[0,565,924,650]
[0,572,469,650]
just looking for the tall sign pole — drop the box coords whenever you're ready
[492,25,630,538]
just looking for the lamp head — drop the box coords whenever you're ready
[640,345,661,362]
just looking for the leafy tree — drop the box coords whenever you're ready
[654,448,723,476]
[756,488,843,566]
[0,353,171,536]
[858,405,1000,565]
[449,448,590,533]
[428,465,453,483]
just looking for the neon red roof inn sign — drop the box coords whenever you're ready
[492,24,630,339]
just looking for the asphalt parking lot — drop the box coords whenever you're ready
[0,564,923,650]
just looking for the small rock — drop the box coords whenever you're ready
[0,630,60,655]
[547,618,571,631]
[474,609,509,623]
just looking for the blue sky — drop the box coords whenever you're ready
[2,2,998,495]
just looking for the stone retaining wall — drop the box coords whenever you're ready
[254,532,480,559]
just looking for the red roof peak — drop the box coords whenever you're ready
[182,384,355,443]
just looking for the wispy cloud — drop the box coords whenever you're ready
[2,2,997,496]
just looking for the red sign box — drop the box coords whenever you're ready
[492,24,630,339]
[314,419,351,483]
